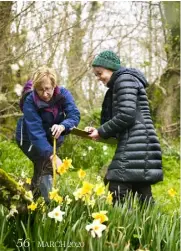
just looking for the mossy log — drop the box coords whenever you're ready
[0,168,32,211]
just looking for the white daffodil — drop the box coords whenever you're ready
[103,145,108,151]
[48,206,65,223]
[85,219,106,238]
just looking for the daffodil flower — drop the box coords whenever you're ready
[168,188,177,197]
[86,219,106,238]
[26,178,31,185]
[49,188,59,200]
[94,184,105,196]
[27,202,38,211]
[54,195,63,204]
[63,157,72,169]
[57,164,67,175]
[81,181,94,195]
[73,188,83,200]
[106,191,113,205]
[78,169,86,179]
[48,206,65,222]
[92,211,108,223]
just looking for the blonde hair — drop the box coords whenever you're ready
[32,66,57,89]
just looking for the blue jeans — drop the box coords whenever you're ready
[39,175,53,202]
[17,140,53,202]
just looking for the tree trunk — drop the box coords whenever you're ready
[148,2,180,138]
[0,2,13,92]
[0,168,32,211]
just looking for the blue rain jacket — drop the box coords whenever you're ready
[16,86,80,158]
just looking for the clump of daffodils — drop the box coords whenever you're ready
[73,172,113,207]
[49,187,63,204]
[73,181,94,201]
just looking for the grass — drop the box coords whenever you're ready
[0,139,180,251]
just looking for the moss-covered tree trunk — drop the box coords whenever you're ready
[148,2,180,138]
[0,168,32,211]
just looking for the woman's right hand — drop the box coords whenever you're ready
[84,126,96,133]
[50,155,62,169]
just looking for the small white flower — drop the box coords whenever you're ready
[86,219,106,238]
[18,180,24,186]
[18,60,24,66]
[96,176,102,182]
[48,206,65,222]
[88,146,93,151]
[82,152,87,157]
[14,84,23,96]
[102,145,108,151]
[21,171,26,178]
[10,64,19,71]
[104,152,108,155]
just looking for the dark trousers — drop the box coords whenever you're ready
[17,140,53,202]
[104,179,154,206]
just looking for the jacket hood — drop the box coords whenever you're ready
[107,67,148,88]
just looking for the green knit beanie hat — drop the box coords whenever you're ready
[92,50,121,71]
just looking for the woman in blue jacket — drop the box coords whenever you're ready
[16,66,80,202]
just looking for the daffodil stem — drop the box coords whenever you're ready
[53,137,56,188]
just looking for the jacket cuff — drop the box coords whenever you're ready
[97,127,109,139]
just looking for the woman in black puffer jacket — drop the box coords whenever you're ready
[86,50,163,205]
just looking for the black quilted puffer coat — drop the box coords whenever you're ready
[98,67,163,184]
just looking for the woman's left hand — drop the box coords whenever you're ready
[88,129,100,141]
[51,124,65,139]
